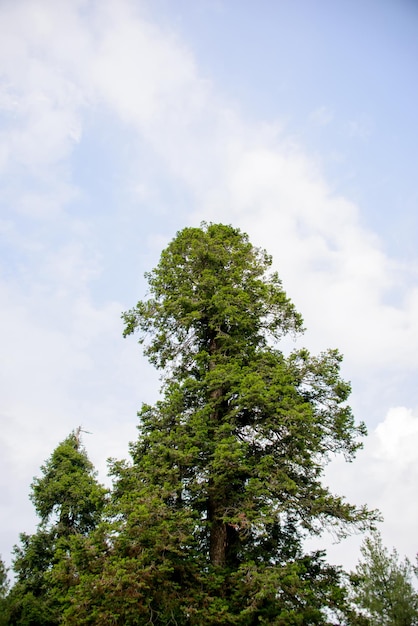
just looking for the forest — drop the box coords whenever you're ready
[1,223,417,625]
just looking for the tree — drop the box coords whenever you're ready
[6,430,106,625]
[30,428,106,538]
[0,556,10,626]
[350,532,418,626]
[0,556,9,600]
[66,223,377,624]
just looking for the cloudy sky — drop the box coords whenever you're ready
[1,0,418,573]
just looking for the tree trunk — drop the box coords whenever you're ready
[207,331,229,566]
[209,507,227,567]
[208,504,240,567]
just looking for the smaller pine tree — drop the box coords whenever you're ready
[351,532,418,626]
[6,430,106,625]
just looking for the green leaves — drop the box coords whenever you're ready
[116,223,376,621]
[4,223,377,624]
[350,532,418,625]
[7,431,107,625]
[31,432,106,537]
[122,223,303,373]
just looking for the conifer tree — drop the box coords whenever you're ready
[0,556,10,626]
[68,223,377,624]
[351,532,418,625]
[6,430,106,625]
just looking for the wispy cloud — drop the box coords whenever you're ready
[324,406,418,567]
[309,105,334,126]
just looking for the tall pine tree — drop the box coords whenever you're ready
[68,223,377,625]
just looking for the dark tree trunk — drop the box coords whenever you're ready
[208,499,240,567]
[209,509,227,566]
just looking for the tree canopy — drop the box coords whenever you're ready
[3,223,381,625]
[84,222,374,624]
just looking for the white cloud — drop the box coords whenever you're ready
[90,1,201,127]
[0,3,88,228]
[374,406,418,464]
[346,115,373,140]
[189,135,418,373]
[322,406,418,568]
[63,7,415,377]
[0,260,159,565]
[309,106,334,126]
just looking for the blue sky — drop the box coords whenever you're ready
[151,0,418,255]
[1,0,418,573]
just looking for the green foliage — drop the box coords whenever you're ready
[30,430,106,537]
[0,557,10,626]
[0,556,9,600]
[122,223,304,371]
[350,532,418,625]
[64,223,375,623]
[6,431,106,625]
[4,224,378,624]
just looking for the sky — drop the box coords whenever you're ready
[1,0,418,574]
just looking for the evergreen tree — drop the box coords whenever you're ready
[6,430,106,625]
[0,556,9,600]
[350,532,418,625]
[67,224,377,624]
[0,556,10,626]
